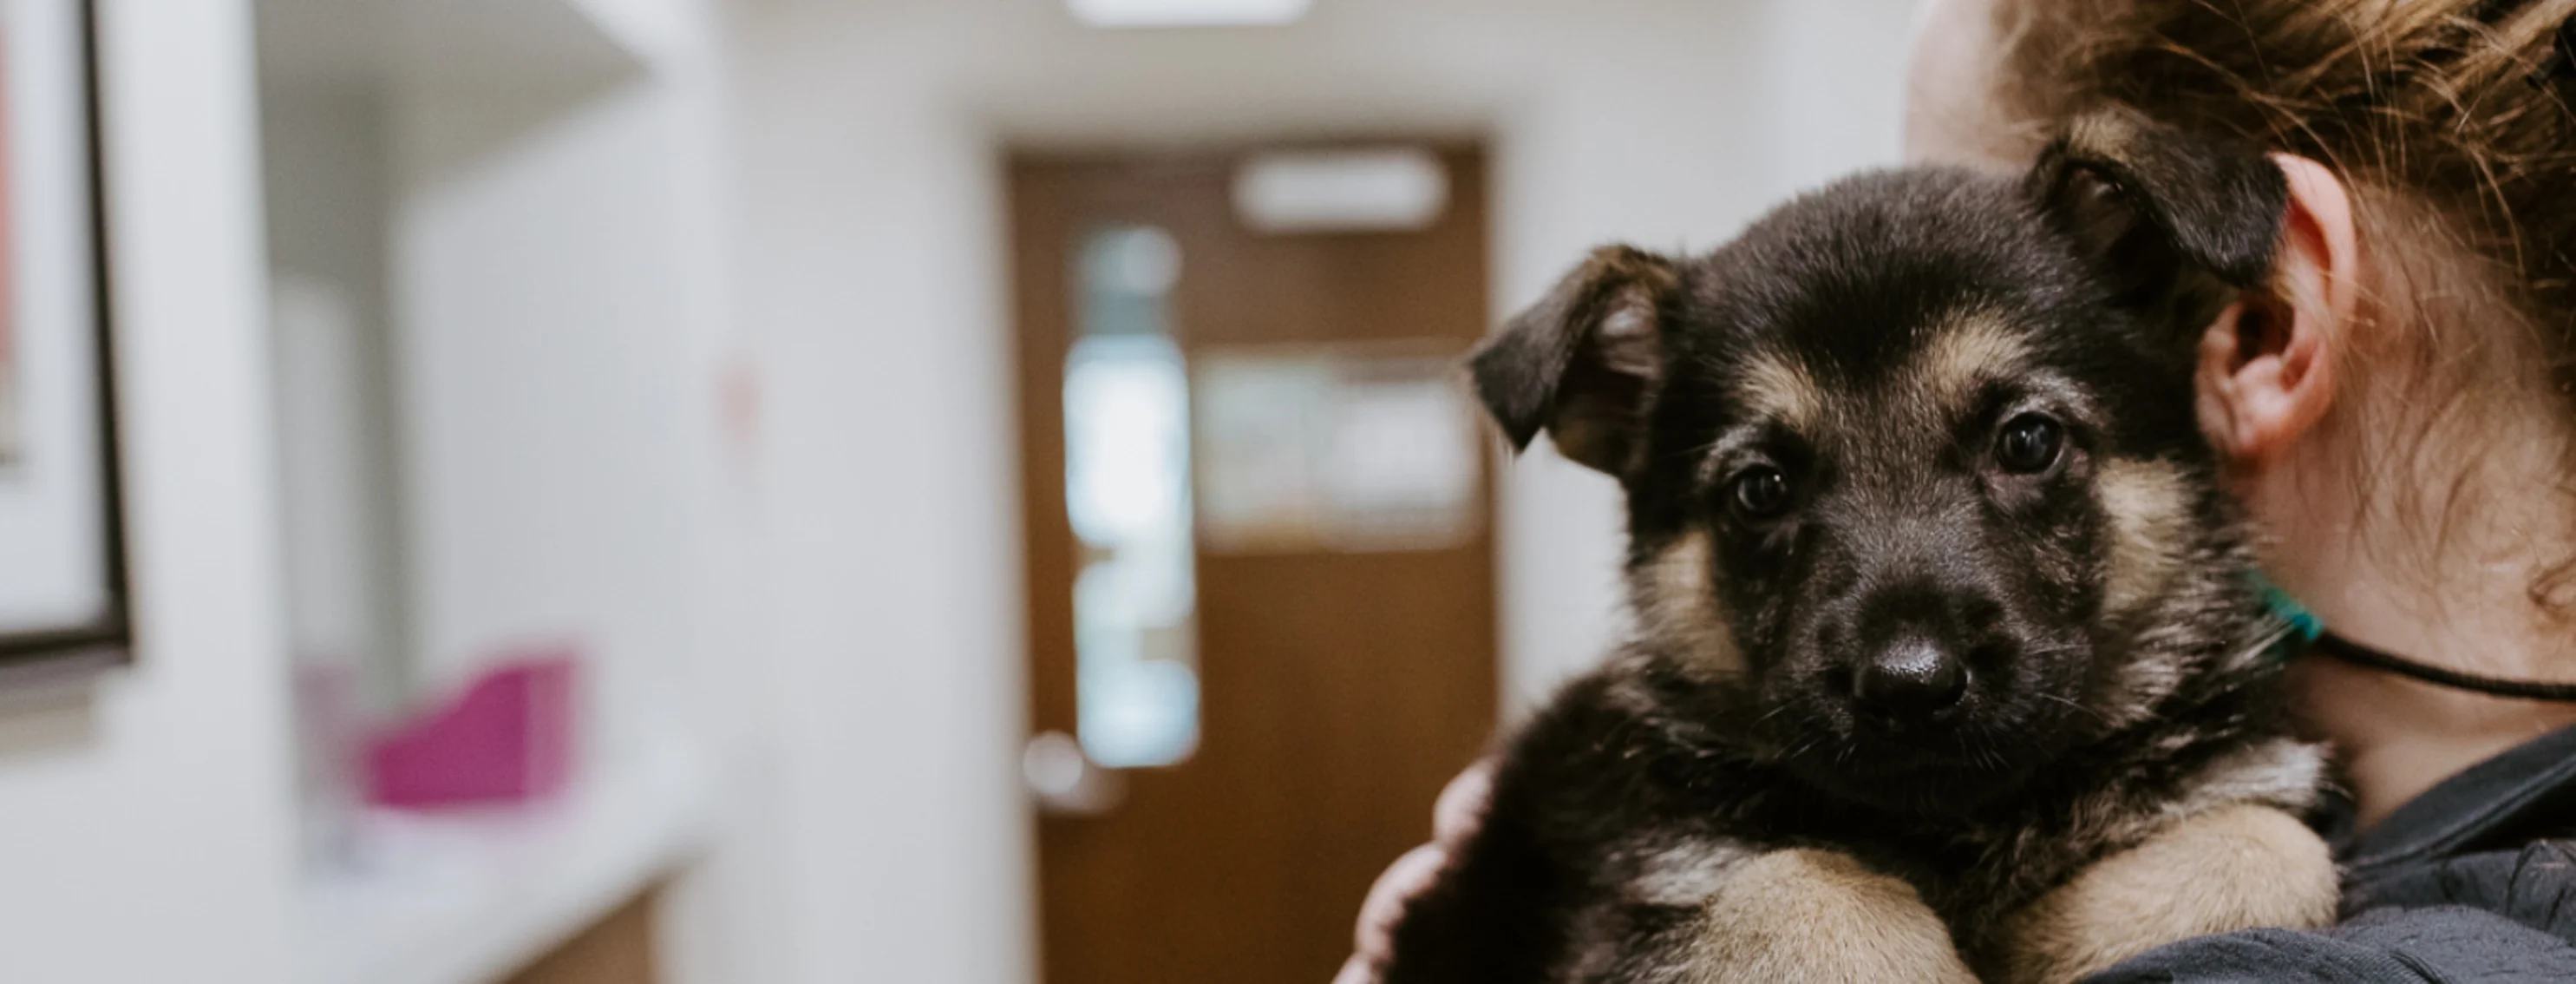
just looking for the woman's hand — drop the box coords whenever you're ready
[1332,761,1494,984]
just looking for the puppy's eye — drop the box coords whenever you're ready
[1727,466,1793,520]
[1996,414,2065,474]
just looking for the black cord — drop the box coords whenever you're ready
[2312,632,2576,703]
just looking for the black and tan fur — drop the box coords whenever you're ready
[1385,112,2337,983]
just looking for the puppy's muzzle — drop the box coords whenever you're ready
[1830,576,2010,734]
[1852,634,1970,727]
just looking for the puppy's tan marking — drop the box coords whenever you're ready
[1631,529,1742,677]
[1991,805,2337,984]
[2089,457,2198,728]
[1592,293,1662,377]
[1914,310,2032,416]
[2095,457,2194,616]
[1735,351,1825,433]
[2060,738,2326,869]
[1690,850,1978,983]
[1624,838,1755,907]
[2168,740,2328,819]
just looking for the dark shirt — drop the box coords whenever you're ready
[2093,725,2576,982]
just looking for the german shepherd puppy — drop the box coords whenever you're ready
[1384,113,2337,984]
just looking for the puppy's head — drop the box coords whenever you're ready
[1475,112,2290,815]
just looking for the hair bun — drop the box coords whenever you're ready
[2532,13,2576,86]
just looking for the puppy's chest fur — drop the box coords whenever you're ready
[1468,656,2321,974]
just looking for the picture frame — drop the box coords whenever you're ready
[0,0,128,686]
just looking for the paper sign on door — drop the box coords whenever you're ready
[1193,344,1481,553]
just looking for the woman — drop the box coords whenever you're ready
[1342,0,2576,979]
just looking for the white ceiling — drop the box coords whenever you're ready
[253,0,644,93]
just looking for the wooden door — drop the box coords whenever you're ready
[1010,148,1498,984]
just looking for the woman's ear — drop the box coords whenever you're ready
[2194,154,2355,468]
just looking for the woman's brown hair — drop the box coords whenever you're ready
[1990,0,2576,620]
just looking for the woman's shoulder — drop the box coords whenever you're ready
[2086,904,2576,983]
[2335,724,2576,940]
[2349,839,2576,939]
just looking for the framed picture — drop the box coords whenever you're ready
[0,0,127,685]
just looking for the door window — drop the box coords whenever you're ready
[1062,225,1199,769]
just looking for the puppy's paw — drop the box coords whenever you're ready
[1689,849,1978,983]
[1993,804,2337,984]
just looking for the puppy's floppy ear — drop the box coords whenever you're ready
[1470,245,1679,476]
[2027,109,2290,329]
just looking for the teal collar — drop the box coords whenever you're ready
[2252,572,2324,666]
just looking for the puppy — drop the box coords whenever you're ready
[1384,112,2337,984]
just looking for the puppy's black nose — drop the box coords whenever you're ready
[1851,638,1969,726]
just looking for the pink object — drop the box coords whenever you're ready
[364,652,579,808]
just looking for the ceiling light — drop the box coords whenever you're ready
[1068,0,1313,29]
[1233,148,1449,234]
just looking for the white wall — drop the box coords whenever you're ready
[0,0,298,981]
[262,80,414,712]
[263,85,392,340]
[720,1,1917,981]
[371,7,788,979]
[257,0,741,751]
[389,66,705,764]
[722,21,1028,981]
[1763,0,1916,195]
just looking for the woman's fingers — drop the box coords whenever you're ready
[1341,761,1500,983]
[1355,844,1448,961]
[1331,954,1377,984]
[1432,760,1494,846]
